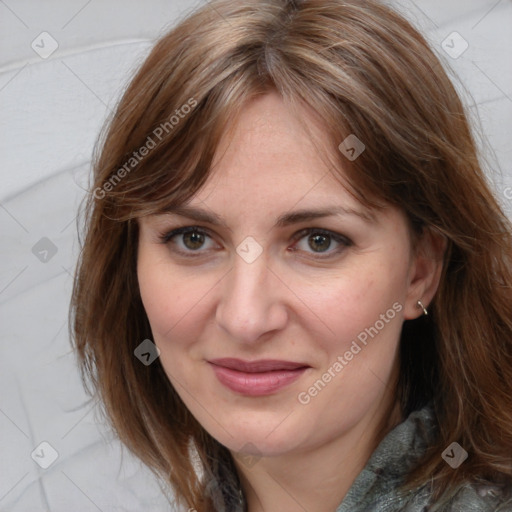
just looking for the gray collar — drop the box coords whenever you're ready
[336,403,437,511]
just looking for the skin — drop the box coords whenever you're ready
[137,91,446,512]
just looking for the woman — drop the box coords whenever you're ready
[70,0,512,510]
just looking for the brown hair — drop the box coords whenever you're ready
[70,0,512,510]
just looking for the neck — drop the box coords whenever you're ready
[233,394,402,512]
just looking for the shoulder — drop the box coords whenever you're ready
[398,482,512,511]
[446,483,512,511]
[418,482,512,512]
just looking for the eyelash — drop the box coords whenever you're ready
[157,226,353,260]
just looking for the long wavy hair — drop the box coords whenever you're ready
[70,0,512,510]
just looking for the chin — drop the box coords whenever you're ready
[202,410,305,457]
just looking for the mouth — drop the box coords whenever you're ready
[208,358,310,396]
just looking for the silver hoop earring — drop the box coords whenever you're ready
[417,300,428,316]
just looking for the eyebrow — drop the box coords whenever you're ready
[160,204,376,229]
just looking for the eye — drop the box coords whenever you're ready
[158,226,217,256]
[158,226,353,259]
[290,228,353,259]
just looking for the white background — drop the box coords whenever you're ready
[1,0,511,510]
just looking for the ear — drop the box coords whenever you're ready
[403,227,447,320]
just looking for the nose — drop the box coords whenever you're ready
[215,250,288,345]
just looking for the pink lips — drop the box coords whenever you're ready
[208,358,309,396]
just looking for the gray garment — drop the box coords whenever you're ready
[335,403,512,511]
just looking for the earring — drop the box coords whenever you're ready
[417,300,428,316]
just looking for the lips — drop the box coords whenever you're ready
[208,358,310,396]
[209,358,308,372]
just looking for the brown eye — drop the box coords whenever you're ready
[159,226,217,257]
[292,228,353,259]
[182,230,206,250]
[159,226,352,260]
[308,233,332,252]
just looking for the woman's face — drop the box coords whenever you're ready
[137,91,432,459]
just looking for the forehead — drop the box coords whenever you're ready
[192,92,358,210]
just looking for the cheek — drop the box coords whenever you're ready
[136,251,219,356]
[137,261,174,334]
[294,266,406,426]
[301,256,408,352]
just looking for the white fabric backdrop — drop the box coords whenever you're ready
[1,0,511,510]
